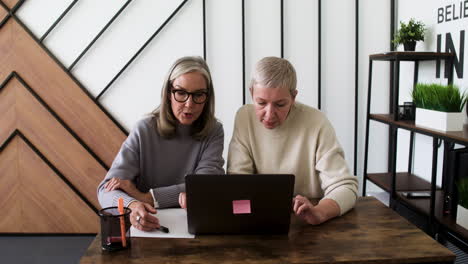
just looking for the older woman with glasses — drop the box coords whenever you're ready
[97,56,224,231]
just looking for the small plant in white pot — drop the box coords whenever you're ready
[457,178,468,230]
[412,83,467,131]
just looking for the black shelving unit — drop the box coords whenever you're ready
[362,52,468,252]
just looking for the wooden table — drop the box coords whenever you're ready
[80,197,455,264]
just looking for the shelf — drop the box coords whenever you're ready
[397,191,468,242]
[370,114,468,145]
[438,212,468,242]
[369,52,455,61]
[397,190,444,216]
[367,172,437,192]
[364,51,468,246]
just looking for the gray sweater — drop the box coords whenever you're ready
[97,116,225,208]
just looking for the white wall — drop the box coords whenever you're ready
[357,0,391,193]
[322,0,356,172]
[15,0,393,193]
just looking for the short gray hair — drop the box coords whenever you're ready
[250,56,297,95]
[151,56,216,140]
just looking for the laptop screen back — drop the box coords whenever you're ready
[185,174,295,235]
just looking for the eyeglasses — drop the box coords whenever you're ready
[171,89,209,104]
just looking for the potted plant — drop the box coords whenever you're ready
[412,83,467,131]
[457,178,468,230]
[392,18,426,51]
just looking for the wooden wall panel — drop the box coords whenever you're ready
[0,5,7,21]
[0,138,21,231]
[0,78,106,209]
[0,137,99,233]
[1,18,126,166]
[3,0,19,9]
[0,79,16,143]
[0,2,128,233]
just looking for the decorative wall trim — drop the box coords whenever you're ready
[40,0,78,43]
[0,129,99,215]
[318,0,321,110]
[280,0,284,58]
[203,0,206,60]
[0,72,109,171]
[0,74,108,210]
[68,0,132,71]
[0,1,128,136]
[0,131,99,233]
[242,0,246,105]
[97,0,189,100]
[354,0,359,175]
[0,0,130,233]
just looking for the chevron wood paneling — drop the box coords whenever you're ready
[0,17,126,166]
[0,136,98,233]
[0,136,20,231]
[3,0,20,9]
[0,6,7,22]
[0,2,129,233]
[0,76,107,210]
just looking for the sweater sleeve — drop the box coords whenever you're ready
[97,130,141,208]
[194,122,225,174]
[153,122,225,208]
[152,184,185,208]
[315,119,358,215]
[227,108,256,174]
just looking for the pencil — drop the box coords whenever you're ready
[117,197,127,247]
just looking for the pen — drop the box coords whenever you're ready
[117,198,127,247]
[158,225,170,233]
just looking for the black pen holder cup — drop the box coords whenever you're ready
[99,206,132,252]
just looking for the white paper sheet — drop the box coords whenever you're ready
[130,208,195,238]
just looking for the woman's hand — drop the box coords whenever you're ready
[104,178,138,194]
[293,195,324,225]
[128,201,160,231]
[105,177,155,207]
[292,195,340,225]
[293,195,340,225]
[179,192,187,209]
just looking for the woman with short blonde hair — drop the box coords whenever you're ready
[250,56,297,95]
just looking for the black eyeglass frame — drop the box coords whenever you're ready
[170,89,209,104]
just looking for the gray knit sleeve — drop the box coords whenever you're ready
[97,127,141,208]
[152,122,225,208]
[194,122,225,174]
[152,184,186,208]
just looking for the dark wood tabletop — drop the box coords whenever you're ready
[80,197,455,264]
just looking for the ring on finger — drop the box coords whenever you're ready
[136,215,141,224]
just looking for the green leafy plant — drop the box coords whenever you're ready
[392,18,426,48]
[412,83,467,112]
[458,178,468,209]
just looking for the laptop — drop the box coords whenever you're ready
[185,174,295,235]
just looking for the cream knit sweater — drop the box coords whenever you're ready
[227,102,358,215]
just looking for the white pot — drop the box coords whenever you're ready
[457,205,468,230]
[415,108,464,131]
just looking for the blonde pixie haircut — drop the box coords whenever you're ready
[250,56,297,95]
[151,56,216,140]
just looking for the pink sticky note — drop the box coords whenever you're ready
[232,200,251,214]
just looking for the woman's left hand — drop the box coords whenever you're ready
[104,177,138,195]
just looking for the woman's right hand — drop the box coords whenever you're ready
[128,201,160,231]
